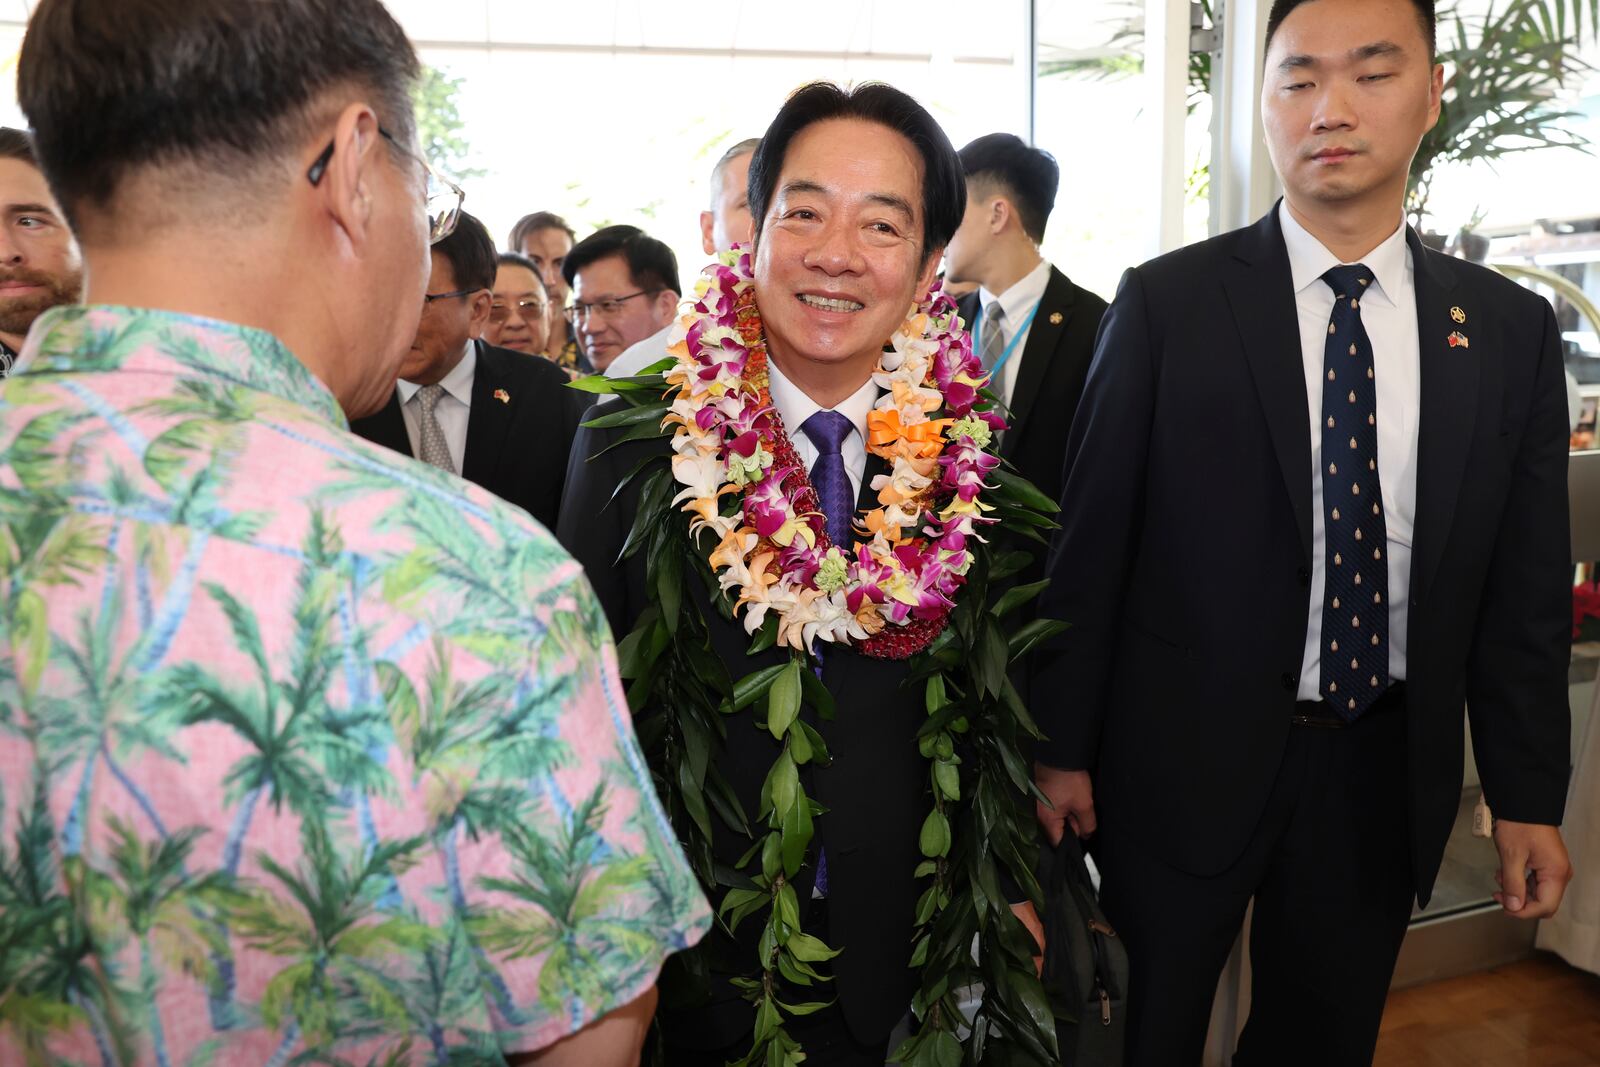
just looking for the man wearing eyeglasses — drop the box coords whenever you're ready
[562,224,681,373]
[486,251,554,357]
[350,211,580,531]
[0,2,709,1064]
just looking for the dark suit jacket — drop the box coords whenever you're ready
[1033,206,1571,905]
[349,340,580,530]
[558,412,924,1047]
[956,264,1109,525]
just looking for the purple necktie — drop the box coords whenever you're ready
[799,410,854,897]
[800,410,856,551]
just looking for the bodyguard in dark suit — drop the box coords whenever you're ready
[350,212,578,530]
[1032,1,1574,1063]
[559,84,988,1065]
[945,133,1108,525]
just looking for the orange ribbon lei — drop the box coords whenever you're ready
[867,409,954,461]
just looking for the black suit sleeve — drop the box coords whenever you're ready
[1465,297,1572,826]
[541,366,581,530]
[1032,267,1157,771]
[556,402,634,640]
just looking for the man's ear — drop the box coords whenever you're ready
[465,288,493,340]
[654,288,680,329]
[317,103,387,254]
[700,210,716,256]
[916,249,943,302]
[989,197,1012,236]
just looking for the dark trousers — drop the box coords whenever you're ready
[656,900,893,1067]
[1095,687,1416,1066]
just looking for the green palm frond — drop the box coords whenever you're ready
[93,818,233,979]
[469,784,658,984]
[203,581,276,702]
[1410,0,1595,223]
[4,409,90,494]
[0,781,138,1063]
[229,822,432,1046]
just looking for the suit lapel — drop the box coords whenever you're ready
[856,452,889,516]
[363,389,412,457]
[1001,266,1075,460]
[1407,232,1471,602]
[1221,208,1314,563]
[462,341,516,485]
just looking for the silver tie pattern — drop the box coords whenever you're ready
[415,383,456,473]
[979,303,1007,374]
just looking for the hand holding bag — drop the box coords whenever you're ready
[1040,831,1128,1066]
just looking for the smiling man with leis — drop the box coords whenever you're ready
[559,82,1063,1067]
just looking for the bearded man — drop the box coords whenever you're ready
[0,127,82,374]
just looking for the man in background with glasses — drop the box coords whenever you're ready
[486,251,554,358]
[351,212,580,530]
[0,1,708,1064]
[508,210,587,372]
[562,223,681,373]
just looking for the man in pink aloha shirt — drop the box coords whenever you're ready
[0,1,708,1065]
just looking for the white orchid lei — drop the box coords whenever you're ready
[660,247,1005,660]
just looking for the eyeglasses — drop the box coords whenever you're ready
[423,287,481,308]
[489,298,547,324]
[564,289,660,325]
[306,125,465,245]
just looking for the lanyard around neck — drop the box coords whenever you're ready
[971,298,1043,378]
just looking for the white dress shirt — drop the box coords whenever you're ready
[606,324,673,380]
[397,341,475,473]
[765,356,879,501]
[976,258,1052,408]
[1281,202,1420,701]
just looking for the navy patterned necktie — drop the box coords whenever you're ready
[801,410,856,550]
[1319,263,1389,719]
[798,409,854,898]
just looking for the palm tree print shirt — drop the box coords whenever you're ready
[0,305,711,1066]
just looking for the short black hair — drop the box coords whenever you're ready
[508,211,576,253]
[958,133,1059,243]
[0,128,38,168]
[496,251,548,294]
[17,0,419,229]
[561,224,681,296]
[432,211,497,293]
[748,81,965,265]
[1265,0,1435,56]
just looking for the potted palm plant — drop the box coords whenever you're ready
[1409,0,1597,239]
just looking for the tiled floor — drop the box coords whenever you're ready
[1374,954,1600,1066]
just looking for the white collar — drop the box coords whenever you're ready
[766,355,878,448]
[397,341,476,407]
[1278,201,1411,309]
[979,257,1052,323]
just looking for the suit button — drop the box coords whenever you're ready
[1281,673,1297,691]
[1297,567,1311,587]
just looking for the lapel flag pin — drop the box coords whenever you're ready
[1447,331,1469,349]
[1049,311,1064,325]
[1450,306,1466,324]
[493,388,511,403]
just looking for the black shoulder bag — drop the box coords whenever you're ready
[1040,831,1128,1066]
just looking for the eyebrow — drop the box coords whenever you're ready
[6,202,58,217]
[1277,40,1405,71]
[779,180,916,221]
